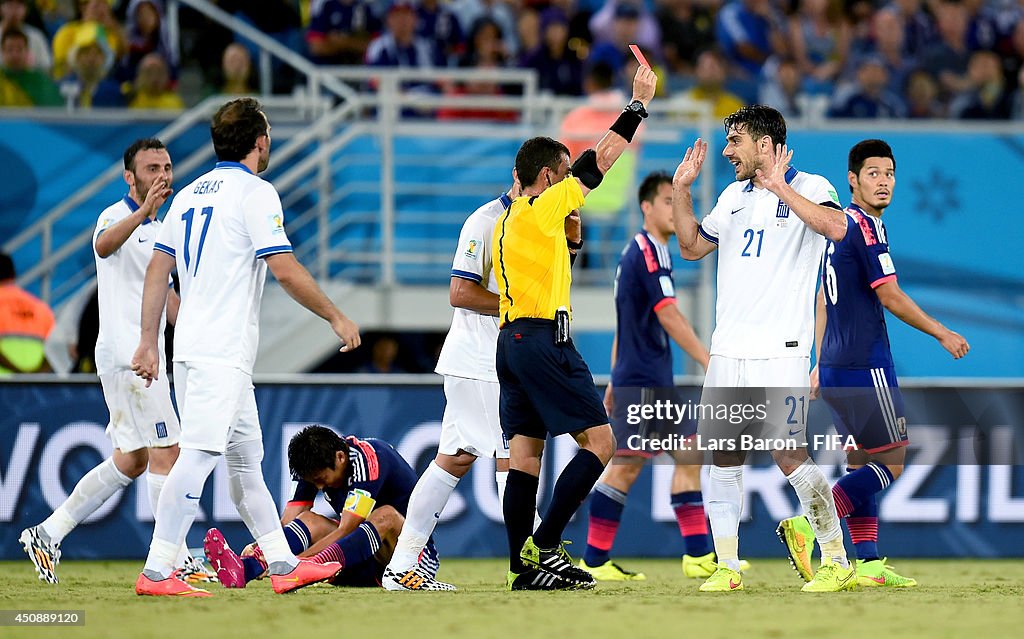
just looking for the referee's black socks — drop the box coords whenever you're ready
[504,469,539,573]
[533,449,605,549]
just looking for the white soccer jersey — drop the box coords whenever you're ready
[698,167,841,359]
[434,193,511,382]
[93,196,167,375]
[154,161,292,374]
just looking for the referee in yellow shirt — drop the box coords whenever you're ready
[494,64,658,591]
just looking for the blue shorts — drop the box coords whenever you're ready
[329,538,439,587]
[610,386,696,458]
[819,365,908,453]
[496,319,608,440]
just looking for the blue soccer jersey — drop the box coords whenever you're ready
[611,232,677,388]
[820,205,897,369]
[290,436,418,516]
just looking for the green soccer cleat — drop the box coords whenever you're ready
[682,552,751,579]
[698,565,743,592]
[520,536,595,588]
[777,515,816,582]
[801,560,857,593]
[857,558,917,588]
[578,559,646,581]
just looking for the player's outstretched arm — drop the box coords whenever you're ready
[450,277,499,316]
[756,144,847,243]
[264,253,361,352]
[576,65,657,197]
[131,251,175,386]
[95,178,173,258]
[655,303,710,371]
[672,139,717,260]
[810,288,826,399]
[874,280,969,359]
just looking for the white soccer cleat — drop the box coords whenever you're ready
[382,566,457,591]
[20,526,61,584]
[179,554,218,584]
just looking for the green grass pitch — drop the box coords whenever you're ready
[3,559,1023,639]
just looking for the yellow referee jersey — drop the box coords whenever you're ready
[493,177,585,326]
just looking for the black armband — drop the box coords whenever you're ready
[567,238,584,250]
[609,107,644,143]
[570,149,603,190]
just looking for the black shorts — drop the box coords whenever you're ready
[496,319,608,440]
[820,365,909,453]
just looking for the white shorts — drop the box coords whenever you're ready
[100,369,181,453]
[698,355,811,445]
[173,362,262,454]
[438,376,508,459]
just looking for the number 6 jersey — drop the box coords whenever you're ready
[154,161,292,374]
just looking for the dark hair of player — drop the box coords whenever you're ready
[514,136,570,188]
[637,171,672,207]
[210,97,268,163]
[848,139,896,182]
[0,253,15,281]
[123,138,166,172]
[1,28,28,47]
[586,62,615,91]
[723,104,786,147]
[288,425,350,480]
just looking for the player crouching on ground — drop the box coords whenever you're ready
[204,425,446,590]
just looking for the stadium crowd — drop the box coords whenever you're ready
[1,0,1022,117]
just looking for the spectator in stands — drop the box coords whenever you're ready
[829,55,905,118]
[440,16,517,121]
[904,68,945,118]
[60,23,125,107]
[516,6,540,66]
[587,3,642,76]
[0,0,51,71]
[589,0,660,53]
[52,0,127,79]
[920,0,973,100]
[963,0,999,52]
[306,0,381,66]
[450,0,518,58]
[656,0,716,76]
[359,335,405,374]
[522,6,583,96]
[883,0,935,57]
[419,0,465,65]
[788,0,850,90]
[219,0,303,93]
[208,42,255,96]
[366,1,442,69]
[0,27,62,105]
[1013,65,1024,119]
[950,49,1014,119]
[715,0,786,78]
[849,8,916,99]
[759,56,805,118]
[0,252,55,375]
[123,0,176,80]
[128,51,182,109]
[683,49,745,119]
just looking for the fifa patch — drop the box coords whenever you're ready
[878,252,895,275]
[155,422,168,438]
[268,213,285,235]
[659,275,675,298]
[464,239,480,259]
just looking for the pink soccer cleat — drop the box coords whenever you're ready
[203,528,247,589]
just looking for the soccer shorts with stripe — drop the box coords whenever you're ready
[819,365,908,453]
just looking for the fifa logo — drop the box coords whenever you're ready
[776,201,790,218]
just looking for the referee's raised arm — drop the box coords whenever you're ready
[571,65,658,197]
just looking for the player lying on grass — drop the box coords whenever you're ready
[204,425,442,589]
[778,139,969,588]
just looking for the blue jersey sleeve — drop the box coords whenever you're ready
[289,478,318,506]
[631,234,676,312]
[849,212,897,288]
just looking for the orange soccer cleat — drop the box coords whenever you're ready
[270,559,343,594]
[135,572,212,597]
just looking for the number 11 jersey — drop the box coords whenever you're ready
[154,161,293,374]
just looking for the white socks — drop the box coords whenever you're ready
[706,465,743,571]
[41,457,132,545]
[388,461,460,572]
[147,472,192,567]
[786,459,848,567]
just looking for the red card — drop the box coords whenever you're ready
[629,44,650,68]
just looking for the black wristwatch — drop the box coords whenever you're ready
[625,100,649,119]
